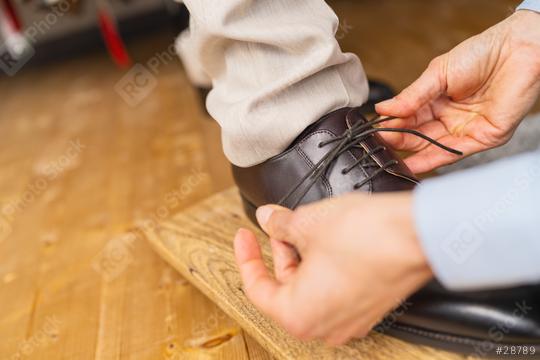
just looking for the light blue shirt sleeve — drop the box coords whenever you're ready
[413,150,540,291]
[517,0,540,12]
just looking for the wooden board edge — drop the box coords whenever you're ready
[143,223,289,360]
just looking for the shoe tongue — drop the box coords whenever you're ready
[316,107,370,135]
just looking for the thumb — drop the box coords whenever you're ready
[256,205,305,251]
[376,55,447,118]
[256,205,294,239]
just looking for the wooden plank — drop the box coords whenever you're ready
[243,332,276,360]
[144,188,463,360]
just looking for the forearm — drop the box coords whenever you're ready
[414,150,540,290]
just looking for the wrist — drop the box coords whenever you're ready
[390,192,433,284]
[508,10,540,48]
[506,11,540,78]
[513,7,540,22]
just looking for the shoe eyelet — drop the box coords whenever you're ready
[318,142,324,148]
[341,168,348,175]
[353,184,361,190]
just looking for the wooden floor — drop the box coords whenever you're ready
[0,0,531,359]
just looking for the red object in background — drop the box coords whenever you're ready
[97,1,132,69]
[2,0,22,31]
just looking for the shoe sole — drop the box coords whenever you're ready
[384,323,540,358]
[239,193,540,358]
[240,193,259,226]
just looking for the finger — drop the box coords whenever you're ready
[235,230,312,340]
[376,117,412,148]
[257,205,308,253]
[270,238,300,282]
[404,135,481,174]
[376,56,447,118]
[377,102,438,149]
[382,120,450,152]
[378,102,435,130]
[234,228,287,315]
[256,205,293,239]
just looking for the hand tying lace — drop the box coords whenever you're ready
[278,110,463,208]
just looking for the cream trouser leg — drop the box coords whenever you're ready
[179,0,369,167]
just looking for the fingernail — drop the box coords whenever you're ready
[376,97,396,107]
[256,206,274,227]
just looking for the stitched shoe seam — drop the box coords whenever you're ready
[297,147,333,198]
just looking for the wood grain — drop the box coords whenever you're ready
[1,1,535,358]
[144,188,466,360]
[0,37,269,359]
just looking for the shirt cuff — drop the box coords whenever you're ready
[517,0,540,13]
[413,151,540,291]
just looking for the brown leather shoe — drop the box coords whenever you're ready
[233,106,458,223]
[232,106,540,357]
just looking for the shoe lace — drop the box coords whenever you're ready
[278,112,463,209]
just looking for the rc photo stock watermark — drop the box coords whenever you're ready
[92,167,208,281]
[0,138,85,243]
[441,157,540,265]
[9,315,62,360]
[0,0,75,76]
[468,300,535,359]
[114,43,179,107]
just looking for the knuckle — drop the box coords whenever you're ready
[428,56,443,69]
[428,55,448,82]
